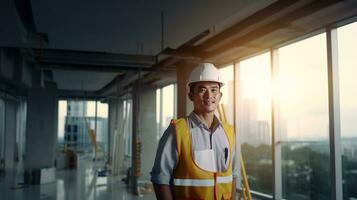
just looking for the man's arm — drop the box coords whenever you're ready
[151,124,178,200]
[153,184,174,200]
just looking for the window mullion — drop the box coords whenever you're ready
[326,26,343,200]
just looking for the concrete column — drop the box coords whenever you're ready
[4,100,17,171]
[131,82,140,193]
[25,83,58,171]
[131,81,157,193]
[138,84,157,181]
[176,61,195,118]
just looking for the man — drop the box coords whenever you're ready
[151,63,238,200]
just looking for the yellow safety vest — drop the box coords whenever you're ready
[172,118,235,200]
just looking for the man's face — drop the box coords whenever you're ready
[189,81,222,114]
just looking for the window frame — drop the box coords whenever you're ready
[223,18,357,199]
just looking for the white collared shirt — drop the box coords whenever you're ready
[151,112,239,185]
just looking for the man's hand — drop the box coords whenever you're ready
[153,183,174,200]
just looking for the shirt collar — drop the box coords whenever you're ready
[189,112,222,131]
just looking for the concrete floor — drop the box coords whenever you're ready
[0,156,156,200]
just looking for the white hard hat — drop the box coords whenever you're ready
[187,63,224,87]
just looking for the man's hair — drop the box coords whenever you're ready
[189,83,195,94]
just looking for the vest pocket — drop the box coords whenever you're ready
[193,149,217,172]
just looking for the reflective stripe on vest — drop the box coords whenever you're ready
[174,175,233,186]
[217,175,233,183]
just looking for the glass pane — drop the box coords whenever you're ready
[124,99,133,156]
[219,65,234,124]
[87,101,96,117]
[156,88,161,140]
[61,100,108,156]
[278,33,330,199]
[337,21,357,200]
[96,102,108,154]
[162,84,175,130]
[64,100,89,149]
[237,52,273,195]
[157,84,176,138]
[58,100,67,147]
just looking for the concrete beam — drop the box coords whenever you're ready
[34,63,154,73]
[32,49,156,68]
[200,0,341,59]
[57,90,103,100]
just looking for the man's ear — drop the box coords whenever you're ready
[188,92,194,101]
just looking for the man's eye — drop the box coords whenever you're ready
[198,88,206,93]
[211,88,218,93]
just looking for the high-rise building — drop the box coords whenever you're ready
[67,101,87,117]
[64,101,108,150]
[237,98,272,146]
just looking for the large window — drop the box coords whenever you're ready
[123,99,133,156]
[58,100,109,156]
[219,65,234,124]
[58,100,67,145]
[216,18,357,200]
[337,21,357,199]
[236,52,273,195]
[88,101,109,153]
[277,33,331,199]
[156,84,176,139]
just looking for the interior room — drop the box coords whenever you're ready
[1,0,357,199]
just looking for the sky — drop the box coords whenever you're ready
[337,21,357,138]
[218,21,357,141]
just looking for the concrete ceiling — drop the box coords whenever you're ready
[52,70,118,91]
[32,0,276,55]
[0,0,276,96]
[2,0,357,98]
[1,0,276,54]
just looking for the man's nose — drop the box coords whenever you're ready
[204,90,212,99]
